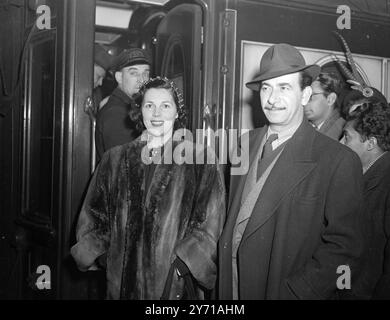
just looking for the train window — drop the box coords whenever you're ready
[161,38,185,106]
[22,30,56,223]
[159,38,188,127]
[155,3,203,131]
[388,62,390,100]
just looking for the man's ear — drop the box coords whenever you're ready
[301,86,312,106]
[115,71,122,85]
[367,136,378,151]
[327,92,337,107]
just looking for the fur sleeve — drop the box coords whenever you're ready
[70,152,112,271]
[174,147,226,289]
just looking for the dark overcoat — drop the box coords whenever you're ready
[71,137,226,299]
[95,88,138,161]
[318,109,345,141]
[219,120,366,299]
[351,152,390,299]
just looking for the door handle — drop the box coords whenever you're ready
[83,96,95,120]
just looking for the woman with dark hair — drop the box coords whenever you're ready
[303,72,345,140]
[71,77,226,300]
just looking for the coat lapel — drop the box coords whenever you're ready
[241,120,318,243]
[363,152,390,193]
[226,127,267,224]
[319,109,340,134]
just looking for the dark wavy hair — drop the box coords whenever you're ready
[316,72,341,96]
[129,77,187,132]
[346,101,390,151]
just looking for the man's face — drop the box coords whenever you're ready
[341,121,368,165]
[304,80,330,123]
[259,72,311,130]
[94,64,106,89]
[142,88,178,139]
[115,64,150,98]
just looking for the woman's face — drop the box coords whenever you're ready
[142,88,178,139]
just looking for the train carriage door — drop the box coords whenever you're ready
[155,3,203,131]
[12,0,96,299]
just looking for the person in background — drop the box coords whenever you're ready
[341,100,390,299]
[94,44,112,90]
[304,72,345,140]
[87,44,114,120]
[95,48,151,161]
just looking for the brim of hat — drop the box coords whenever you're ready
[246,64,321,91]
[116,58,150,71]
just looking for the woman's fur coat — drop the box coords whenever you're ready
[71,136,226,299]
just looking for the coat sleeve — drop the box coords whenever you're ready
[174,148,226,290]
[99,106,133,152]
[286,151,366,299]
[373,190,390,299]
[70,153,112,271]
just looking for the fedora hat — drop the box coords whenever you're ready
[246,43,321,91]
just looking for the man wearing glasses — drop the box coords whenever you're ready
[304,72,345,141]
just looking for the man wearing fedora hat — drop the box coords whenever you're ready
[218,43,366,299]
[95,48,150,161]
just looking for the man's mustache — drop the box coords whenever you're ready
[264,105,285,110]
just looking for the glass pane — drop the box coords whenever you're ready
[27,33,55,222]
[387,61,390,101]
[163,42,189,127]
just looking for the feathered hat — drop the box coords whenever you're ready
[332,31,374,98]
[332,32,388,114]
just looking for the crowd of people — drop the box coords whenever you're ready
[70,42,390,300]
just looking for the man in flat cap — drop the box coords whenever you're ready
[219,43,366,299]
[95,48,150,161]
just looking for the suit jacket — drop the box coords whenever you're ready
[219,119,365,300]
[318,109,345,141]
[95,88,138,161]
[71,137,226,299]
[350,152,390,299]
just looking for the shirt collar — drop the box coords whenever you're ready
[267,117,303,141]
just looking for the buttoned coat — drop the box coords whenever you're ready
[219,120,365,300]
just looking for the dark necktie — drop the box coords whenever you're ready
[261,133,278,159]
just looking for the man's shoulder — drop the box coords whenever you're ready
[100,89,131,109]
[244,127,267,145]
[96,95,130,123]
[313,130,360,163]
